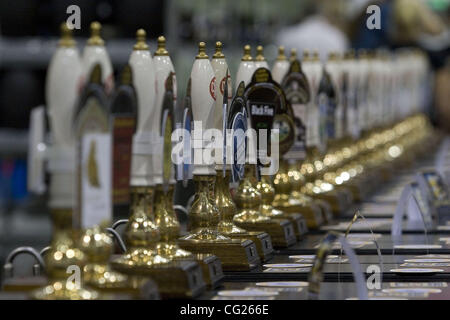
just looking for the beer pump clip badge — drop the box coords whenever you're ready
[73,64,111,229]
[109,65,137,206]
[160,72,175,193]
[180,78,194,187]
[221,70,229,177]
[281,59,310,160]
[227,81,248,183]
[244,67,294,172]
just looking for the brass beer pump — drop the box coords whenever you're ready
[155,184,224,288]
[178,174,260,271]
[214,79,274,262]
[232,67,297,248]
[215,168,274,261]
[178,42,260,271]
[33,25,99,300]
[152,69,224,288]
[33,210,98,300]
[111,32,205,298]
[77,64,131,294]
[300,57,353,216]
[272,57,325,230]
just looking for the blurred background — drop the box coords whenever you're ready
[0,0,448,277]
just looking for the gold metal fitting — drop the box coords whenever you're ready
[215,171,247,234]
[345,49,355,60]
[58,22,76,48]
[213,41,225,59]
[272,161,292,208]
[290,48,298,62]
[111,187,170,271]
[302,49,310,61]
[196,42,209,59]
[276,46,287,61]
[233,167,271,223]
[287,163,312,204]
[242,45,253,61]
[312,50,320,61]
[80,226,128,289]
[32,209,99,300]
[328,51,338,60]
[89,64,102,84]
[256,176,283,218]
[358,49,368,59]
[133,29,149,51]
[120,64,132,85]
[255,45,265,61]
[155,35,169,56]
[182,175,230,241]
[154,185,192,259]
[87,21,104,46]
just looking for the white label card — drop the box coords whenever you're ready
[81,133,112,228]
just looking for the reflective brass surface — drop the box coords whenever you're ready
[111,187,206,298]
[111,187,169,270]
[133,29,149,51]
[257,175,304,240]
[215,171,247,235]
[32,209,99,300]
[233,167,296,248]
[80,226,129,290]
[87,21,105,46]
[215,170,273,261]
[58,23,76,48]
[179,175,261,271]
[272,161,323,230]
[233,175,270,224]
[182,175,229,241]
[297,113,435,220]
[154,185,192,260]
[155,184,223,288]
[154,35,169,56]
[190,253,224,289]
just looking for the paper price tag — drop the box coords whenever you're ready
[263,267,311,273]
[390,282,447,288]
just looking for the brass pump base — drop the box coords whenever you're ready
[179,175,261,271]
[152,185,224,289]
[254,177,299,246]
[33,280,99,300]
[272,162,324,230]
[312,189,351,216]
[278,203,323,230]
[32,209,99,300]
[314,199,334,224]
[224,231,273,262]
[111,186,206,298]
[112,259,205,299]
[279,213,308,240]
[189,254,224,289]
[81,226,130,292]
[214,171,273,262]
[234,219,297,248]
[233,172,296,248]
[178,238,260,271]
